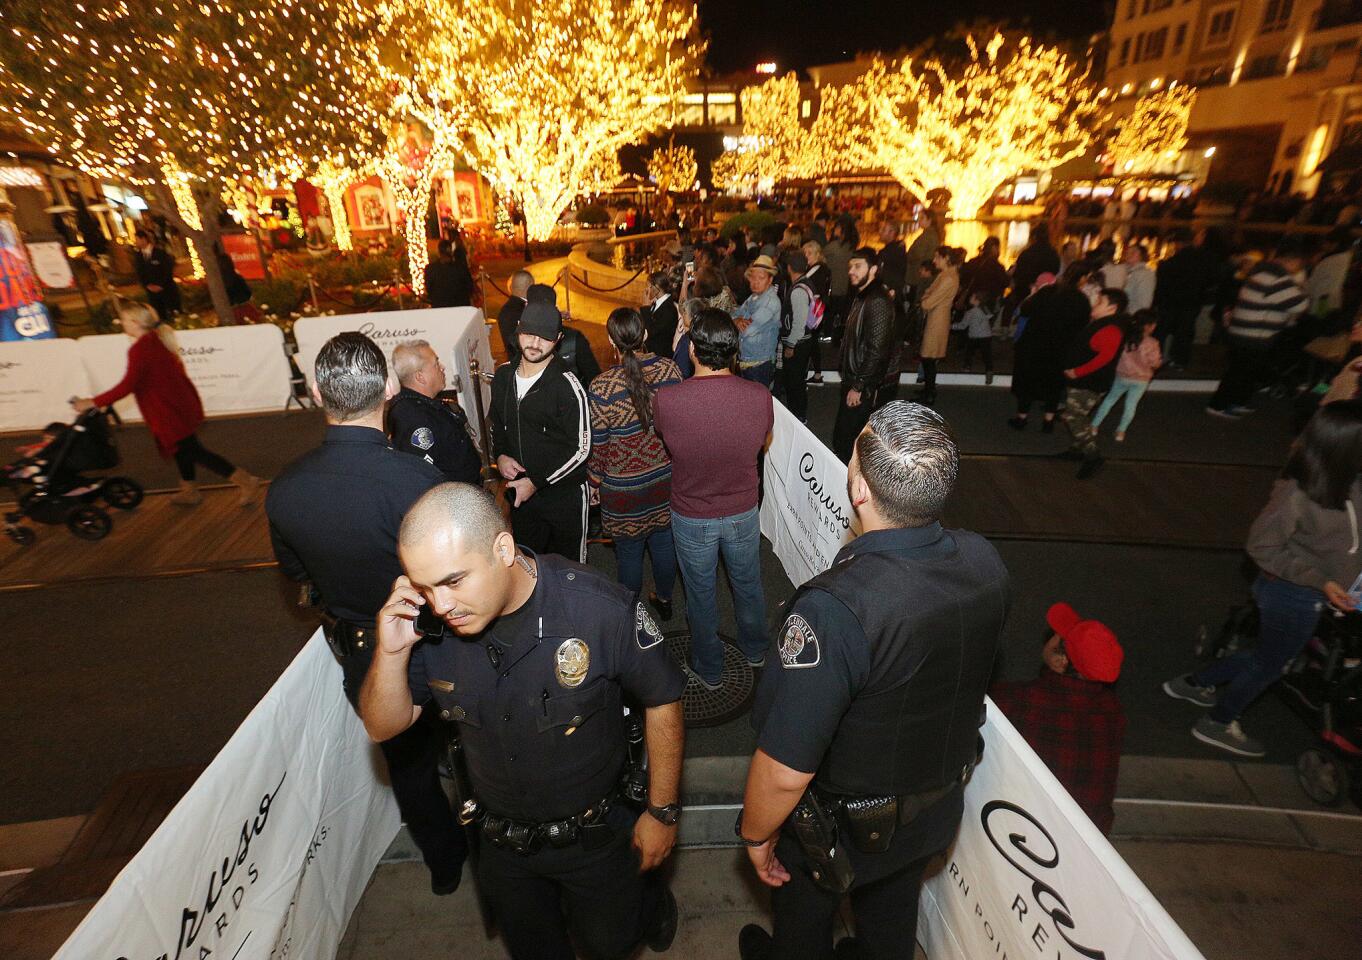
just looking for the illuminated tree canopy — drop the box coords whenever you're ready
[648,141,698,197]
[381,0,704,241]
[0,0,388,321]
[1105,86,1196,175]
[870,34,1097,218]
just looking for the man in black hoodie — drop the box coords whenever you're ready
[831,247,896,463]
[490,300,592,561]
[1062,288,1128,480]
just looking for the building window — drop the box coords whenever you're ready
[1246,53,1280,78]
[1206,4,1236,47]
[1144,26,1168,61]
[1150,0,1173,9]
[1261,0,1292,32]
[1127,0,1136,18]
[1119,37,1132,66]
[1173,22,1188,52]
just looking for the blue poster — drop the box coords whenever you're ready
[0,219,55,341]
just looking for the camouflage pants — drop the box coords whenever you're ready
[1064,388,1102,458]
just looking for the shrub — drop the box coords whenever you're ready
[576,203,610,226]
[718,210,778,241]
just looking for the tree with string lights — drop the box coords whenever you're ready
[380,0,703,245]
[0,0,387,323]
[647,140,698,213]
[867,34,1097,218]
[1104,86,1197,175]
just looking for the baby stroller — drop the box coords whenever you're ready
[3,406,143,545]
[1198,600,1362,807]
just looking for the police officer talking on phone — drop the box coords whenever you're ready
[736,402,1009,960]
[265,332,468,896]
[360,482,686,960]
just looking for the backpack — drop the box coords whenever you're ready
[780,278,825,338]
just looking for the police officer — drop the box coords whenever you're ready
[388,339,483,486]
[266,332,468,895]
[736,402,1009,960]
[360,482,686,960]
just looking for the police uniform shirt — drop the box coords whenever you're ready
[751,523,1008,792]
[407,552,685,821]
[388,386,483,486]
[266,425,444,623]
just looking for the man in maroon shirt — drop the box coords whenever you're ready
[989,602,1126,835]
[654,309,774,689]
[1062,288,1127,480]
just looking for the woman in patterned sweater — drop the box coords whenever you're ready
[587,308,684,620]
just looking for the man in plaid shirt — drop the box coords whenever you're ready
[990,603,1126,835]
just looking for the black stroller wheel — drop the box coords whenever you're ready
[102,477,144,510]
[1296,747,1349,806]
[67,504,112,541]
[6,526,35,546]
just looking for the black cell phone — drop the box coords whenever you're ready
[414,604,447,639]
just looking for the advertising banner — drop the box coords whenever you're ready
[759,399,861,588]
[26,240,76,290]
[0,337,91,431]
[52,632,401,960]
[220,232,266,281]
[78,325,293,422]
[0,219,55,342]
[760,403,1204,960]
[293,307,493,443]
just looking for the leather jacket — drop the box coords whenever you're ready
[839,278,896,394]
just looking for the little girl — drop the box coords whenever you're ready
[951,291,997,384]
[1092,308,1162,441]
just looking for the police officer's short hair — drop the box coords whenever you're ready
[855,402,958,526]
[510,270,534,297]
[315,332,387,421]
[392,339,433,387]
[401,482,509,556]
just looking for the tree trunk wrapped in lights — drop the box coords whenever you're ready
[377,129,451,298]
[1105,86,1197,175]
[380,0,703,241]
[648,141,698,199]
[0,0,387,324]
[868,35,1096,219]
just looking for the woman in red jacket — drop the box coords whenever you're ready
[73,303,260,506]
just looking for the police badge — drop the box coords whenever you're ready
[779,614,820,669]
[411,426,435,451]
[554,638,590,688]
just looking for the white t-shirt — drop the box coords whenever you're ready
[515,368,545,400]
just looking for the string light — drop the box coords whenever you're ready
[1105,87,1196,175]
[647,140,697,197]
[377,125,452,297]
[161,159,206,278]
[869,35,1096,218]
[377,0,704,241]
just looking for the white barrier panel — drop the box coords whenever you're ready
[293,308,493,440]
[759,405,1204,960]
[78,325,293,422]
[919,703,1205,960]
[53,632,400,960]
[0,337,92,431]
[759,400,861,588]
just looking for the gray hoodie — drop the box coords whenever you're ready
[1247,479,1362,592]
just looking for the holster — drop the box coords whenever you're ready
[842,795,898,854]
[788,792,855,896]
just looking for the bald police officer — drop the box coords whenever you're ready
[388,339,482,486]
[360,483,686,960]
[736,402,1009,960]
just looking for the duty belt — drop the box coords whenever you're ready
[320,616,376,658]
[809,762,973,856]
[464,792,619,855]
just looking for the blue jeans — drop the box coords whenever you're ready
[614,526,676,602]
[672,506,767,683]
[1091,376,1150,433]
[741,362,774,388]
[1192,574,1323,723]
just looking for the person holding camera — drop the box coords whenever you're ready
[490,298,592,562]
[359,482,685,960]
[265,332,467,897]
[736,402,1009,960]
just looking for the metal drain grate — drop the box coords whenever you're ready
[663,630,758,727]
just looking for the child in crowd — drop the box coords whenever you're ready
[951,291,997,384]
[1092,308,1162,442]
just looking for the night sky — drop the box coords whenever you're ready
[695,0,1112,74]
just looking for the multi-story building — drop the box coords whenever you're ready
[1105,0,1362,194]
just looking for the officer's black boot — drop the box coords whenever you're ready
[645,886,679,952]
[738,924,772,960]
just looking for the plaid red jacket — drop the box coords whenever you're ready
[989,671,1127,835]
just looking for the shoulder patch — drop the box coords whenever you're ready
[410,426,435,451]
[635,602,665,650]
[779,614,821,669]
